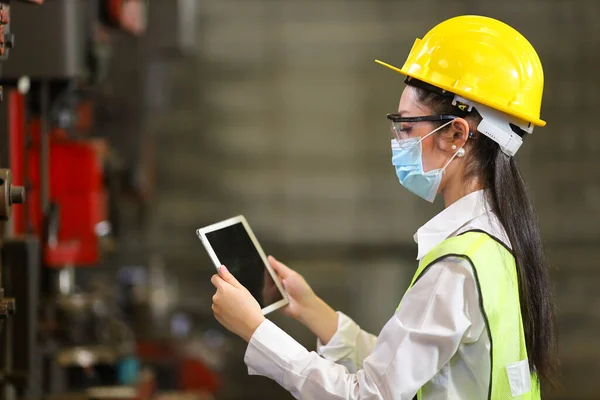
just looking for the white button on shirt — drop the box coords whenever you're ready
[244,190,511,399]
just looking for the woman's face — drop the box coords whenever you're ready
[396,86,451,173]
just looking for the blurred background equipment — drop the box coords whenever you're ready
[0,2,33,400]
[0,1,219,400]
[0,1,598,399]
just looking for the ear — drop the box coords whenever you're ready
[437,118,470,153]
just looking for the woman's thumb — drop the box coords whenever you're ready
[269,256,293,278]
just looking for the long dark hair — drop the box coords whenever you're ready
[410,83,558,387]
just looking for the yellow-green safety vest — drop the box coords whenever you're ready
[400,230,541,400]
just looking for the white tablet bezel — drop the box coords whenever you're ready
[196,215,289,315]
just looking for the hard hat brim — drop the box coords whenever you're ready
[375,59,547,128]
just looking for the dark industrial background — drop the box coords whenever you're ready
[1,1,598,399]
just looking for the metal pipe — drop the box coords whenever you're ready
[40,81,50,213]
[24,90,32,234]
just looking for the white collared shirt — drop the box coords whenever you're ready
[244,190,511,399]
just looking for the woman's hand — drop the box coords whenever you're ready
[269,256,339,344]
[268,256,318,320]
[211,266,265,342]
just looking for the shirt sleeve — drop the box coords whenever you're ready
[315,312,378,373]
[244,258,483,399]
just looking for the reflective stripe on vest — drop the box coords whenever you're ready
[399,230,541,400]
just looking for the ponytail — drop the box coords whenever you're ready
[483,138,558,388]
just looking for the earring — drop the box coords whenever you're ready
[451,144,457,150]
[456,148,466,158]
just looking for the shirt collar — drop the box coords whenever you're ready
[414,190,489,260]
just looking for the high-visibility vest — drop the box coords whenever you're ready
[400,231,541,399]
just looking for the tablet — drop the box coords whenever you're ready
[196,215,289,315]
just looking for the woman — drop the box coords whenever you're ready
[210,15,557,399]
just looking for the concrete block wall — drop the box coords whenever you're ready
[142,1,600,398]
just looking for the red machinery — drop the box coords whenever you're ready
[0,1,221,398]
[9,90,107,267]
[5,77,221,400]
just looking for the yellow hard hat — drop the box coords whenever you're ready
[376,15,545,127]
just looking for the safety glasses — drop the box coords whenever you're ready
[387,114,460,143]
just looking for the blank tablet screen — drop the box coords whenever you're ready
[205,222,283,308]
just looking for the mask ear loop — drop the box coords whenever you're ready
[418,119,454,144]
[419,119,466,173]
